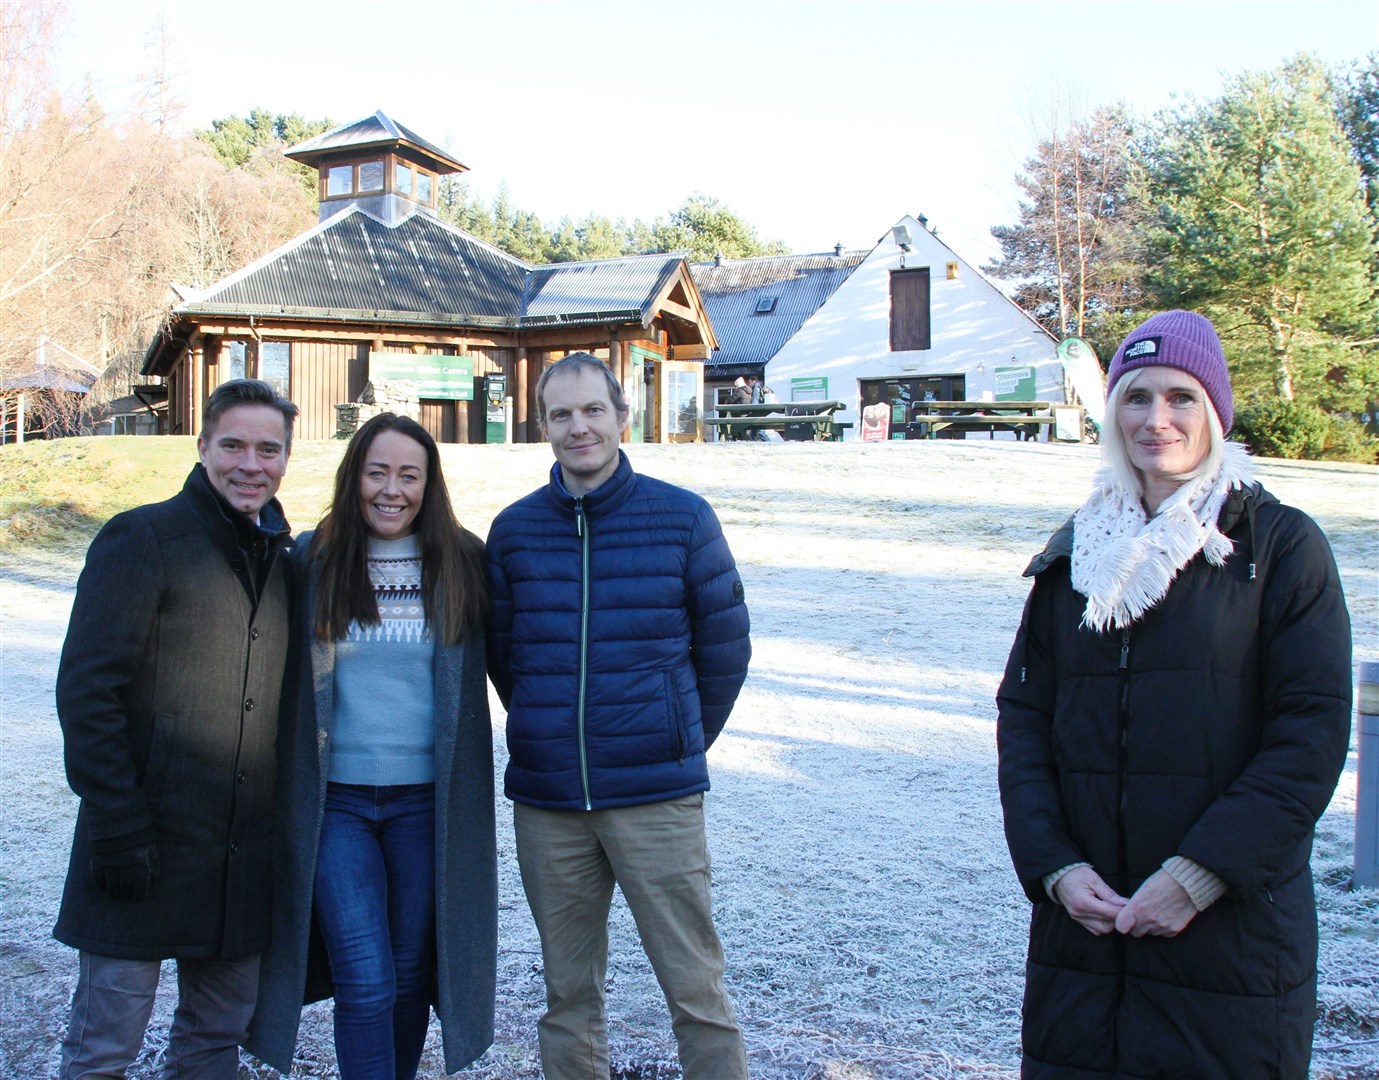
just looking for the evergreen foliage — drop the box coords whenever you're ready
[194,109,331,195]
[434,184,787,264]
[1143,55,1377,410]
[990,54,1379,459]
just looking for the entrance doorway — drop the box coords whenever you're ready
[859,374,966,439]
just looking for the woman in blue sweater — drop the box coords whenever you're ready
[246,414,497,1079]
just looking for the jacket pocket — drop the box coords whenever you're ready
[662,671,685,760]
[143,712,178,813]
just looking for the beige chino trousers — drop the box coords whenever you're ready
[514,793,748,1079]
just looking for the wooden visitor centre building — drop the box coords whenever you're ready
[142,111,717,445]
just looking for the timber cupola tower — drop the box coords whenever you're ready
[285,110,467,226]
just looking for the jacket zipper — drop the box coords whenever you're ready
[1115,625,1132,893]
[575,498,593,810]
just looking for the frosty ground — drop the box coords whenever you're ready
[2,439,1376,1079]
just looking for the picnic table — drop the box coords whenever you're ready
[904,400,1055,441]
[709,399,849,442]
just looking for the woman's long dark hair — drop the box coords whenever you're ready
[309,413,487,645]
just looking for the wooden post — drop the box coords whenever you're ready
[612,336,629,443]
[15,393,25,444]
[190,337,205,437]
[527,351,542,444]
[515,348,529,444]
[454,399,469,444]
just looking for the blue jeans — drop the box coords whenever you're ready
[315,783,436,1080]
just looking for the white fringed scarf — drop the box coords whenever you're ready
[1071,442,1255,632]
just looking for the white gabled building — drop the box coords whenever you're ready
[764,214,1065,438]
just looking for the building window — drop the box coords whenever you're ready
[890,268,931,352]
[754,296,778,315]
[395,162,413,196]
[416,171,433,204]
[326,165,353,197]
[226,340,247,380]
[358,159,385,193]
[260,342,290,396]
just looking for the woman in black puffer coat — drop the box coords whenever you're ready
[997,310,1351,1079]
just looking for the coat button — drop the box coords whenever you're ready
[250,627,260,640]
[229,841,239,855]
[244,698,255,711]
[237,770,247,783]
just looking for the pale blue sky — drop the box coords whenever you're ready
[52,0,1378,266]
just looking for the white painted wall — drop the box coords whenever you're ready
[766,215,1063,437]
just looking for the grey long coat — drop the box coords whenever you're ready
[244,535,497,1074]
[54,465,292,960]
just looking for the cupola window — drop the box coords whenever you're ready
[358,159,384,193]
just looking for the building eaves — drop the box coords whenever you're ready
[285,110,466,172]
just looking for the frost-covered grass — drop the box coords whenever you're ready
[1,438,1375,1078]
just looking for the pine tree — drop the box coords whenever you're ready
[1144,54,1377,409]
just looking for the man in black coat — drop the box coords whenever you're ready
[54,379,298,1079]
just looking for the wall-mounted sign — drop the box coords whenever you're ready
[369,352,475,400]
[791,376,828,401]
[994,365,1036,401]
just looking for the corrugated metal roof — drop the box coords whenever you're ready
[523,255,681,325]
[690,252,865,369]
[285,110,465,172]
[172,212,692,333]
[182,209,530,325]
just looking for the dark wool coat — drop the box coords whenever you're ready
[54,465,292,960]
[997,484,1351,1080]
[486,452,750,811]
[244,533,497,1075]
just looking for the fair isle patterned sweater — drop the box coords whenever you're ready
[328,534,437,786]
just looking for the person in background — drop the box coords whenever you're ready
[55,379,297,1079]
[997,310,1351,1078]
[487,353,752,1079]
[245,413,496,1080]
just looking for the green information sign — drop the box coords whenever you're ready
[994,364,1036,401]
[369,352,475,401]
[791,376,828,401]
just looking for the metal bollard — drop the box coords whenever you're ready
[1355,661,1379,889]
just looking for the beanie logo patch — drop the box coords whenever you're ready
[1124,337,1160,360]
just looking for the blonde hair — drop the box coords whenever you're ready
[1101,367,1225,496]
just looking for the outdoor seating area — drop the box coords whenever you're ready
[710,399,851,442]
[904,400,1058,441]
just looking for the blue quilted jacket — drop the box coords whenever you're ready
[486,452,750,810]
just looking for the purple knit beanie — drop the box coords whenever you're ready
[1107,310,1233,431]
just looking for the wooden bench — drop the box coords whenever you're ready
[907,414,1056,441]
[711,399,847,442]
[902,401,1055,441]
[708,413,842,441]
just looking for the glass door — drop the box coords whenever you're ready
[657,360,704,443]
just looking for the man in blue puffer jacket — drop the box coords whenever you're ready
[487,352,751,1079]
